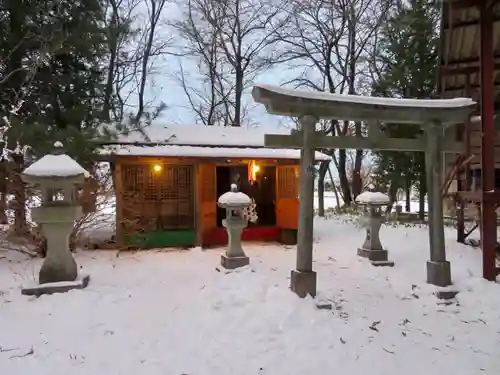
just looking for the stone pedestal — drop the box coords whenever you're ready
[218,184,252,270]
[221,254,250,269]
[426,260,452,287]
[220,218,249,269]
[290,270,317,298]
[32,205,83,284]
[357,207,394,267]
[224,221,245,256]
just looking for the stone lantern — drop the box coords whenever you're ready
[20,142,90,296]
[217,183,252,269]
[355,191,394,267]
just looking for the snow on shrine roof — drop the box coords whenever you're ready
[101,144,331,161]
[98,124,331,160]
[110,124,291,147]
[23,154,90,178]
[355,191,390,205]
[254,84,475,108]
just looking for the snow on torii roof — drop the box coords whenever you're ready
[99,124,331,161]
[252,84,477,124]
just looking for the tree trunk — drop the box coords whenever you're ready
[11,153,27,234]
[386,177,400,215]
[352,149,363,198]
[351,120,363,198]
[327,166,341,209]
[418,153,426,221]
[0,192,7,224]
[110,161,116,191]
[338,149,352,205]
[317,160,329,217]
[0,160,8,224]
[405,177,411,212]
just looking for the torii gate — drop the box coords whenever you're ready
[252,84,476,298]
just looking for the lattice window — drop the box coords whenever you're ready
[120,163,195,230]
[142,165,194,201]
[122,164,145,192]
[278,167,298,198]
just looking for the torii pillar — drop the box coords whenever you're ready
[292,115,318,297]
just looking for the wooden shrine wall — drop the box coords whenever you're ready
[276,165,300,230]
[114,156,301,247]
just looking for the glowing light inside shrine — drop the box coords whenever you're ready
[248,160,260,182]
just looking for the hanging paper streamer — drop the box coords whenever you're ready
[243,198,259,223]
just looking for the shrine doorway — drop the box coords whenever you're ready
[215,165,277,228]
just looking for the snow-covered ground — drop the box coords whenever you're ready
[1,216,499,375]
[316,191,427,213]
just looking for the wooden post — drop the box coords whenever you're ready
[425,122,451,287]
[457,76,472,243]
[195,164,202,246]
[479,2,497,281]
[290,114,318,298]
[115,160,124,248]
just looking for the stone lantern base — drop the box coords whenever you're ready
[22,274,90,297]
[221,254,250,269]
[357,248,394,267]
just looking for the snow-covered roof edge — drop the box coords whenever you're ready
[100,144,332,161]
[96,123,296,148]
[253,84,477,109]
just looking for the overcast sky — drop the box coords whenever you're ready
[135,3,305,130]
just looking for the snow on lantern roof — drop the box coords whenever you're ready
[218,184,252,207]
[355,191,390,205]
[23,143,90,178]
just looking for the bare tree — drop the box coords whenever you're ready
[170,0,232,126]
[103,0,172,126]
[102,0,140,122]
[172,0,290,126]
[102,0,172,200]
[273,0,389,212]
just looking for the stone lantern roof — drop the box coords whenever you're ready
[355,191,390,205]
[22,142,90,183]
[218,184,251,208]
